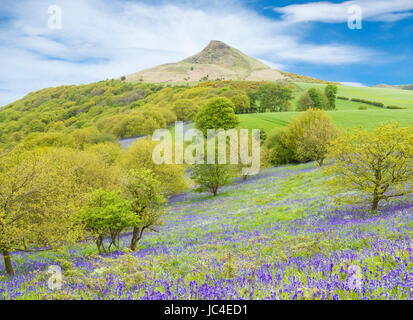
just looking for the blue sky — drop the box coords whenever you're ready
[0,0,412,106]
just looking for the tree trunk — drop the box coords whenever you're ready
[371,193,379,211]
[243,175,247,182]
[318,158,324,167]
[1,249,14,276]
[130,227,139,251]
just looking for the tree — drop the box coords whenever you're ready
[326,123,413,210]
[195,97,239,136]
[230,94,250,114]
[125,169,165,251]
[0,149,84,275]
[76,189,137,254]
[191,163,234,196]
[285,109,339,166]
[258,83,293,112]
[296,91,314,111]
[265,129,296,165]
[307,88,328,110]
[246,89,260,113]
[324,84,338,110]
[172,99,199,121]
[122,139,188,195]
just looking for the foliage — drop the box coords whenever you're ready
[195,97,239,136]
[307,88,328,110]
[265,129,296,165]
[284,109,339,166]
[257,83,293,112]
[125,169,166,251]
[172,99,199,121]
[326,123,413,210]
[76,189,137,254]
[122,139,188,195]
[229,94,251,114]
[296,91,314,111]
[0,148,86,275]
[0,80,162,147]
[190,162,235,196]
[324,84,338,110]
[350,98,384,108]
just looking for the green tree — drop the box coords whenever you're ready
[307,88,325,110]
[265,129,296,165]
[125,169,165,251]
[324,84,338,110]
[230,94,250,114]
[172,99,199,121]
[76,189,137,253]
[122,139,188,195]
[258,83,293,112]
[296,91,314,111]
[246,89,260,113]
[326,123,413,210]
[285,109,339,166]
[195,97,239,136]
[191,163,234,196]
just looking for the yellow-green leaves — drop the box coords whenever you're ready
[326,123,413,210]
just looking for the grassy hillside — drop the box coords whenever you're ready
[295,82,413,109]
[239,109,413,133]
[2,163,412,299]
[239,83,413,133]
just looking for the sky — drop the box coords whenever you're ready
[0,0,412,106]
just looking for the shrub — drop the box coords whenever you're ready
[265,129,296,165]
[284,109,339,166]
[296,91,314,111]
[358,105,368,110]
[386,105,407,109]
[350,98,384,108]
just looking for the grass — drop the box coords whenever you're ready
[239,109,413,133]
[1,163,412,299]
[238,82,413,133]
[295,82,413,109]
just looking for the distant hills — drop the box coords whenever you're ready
[124,40,327,84]
[376,84,413,90]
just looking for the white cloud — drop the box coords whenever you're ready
[274,0,413,23]
[340,81,367,87]
[0,0,378,106]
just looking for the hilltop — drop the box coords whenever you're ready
[124,40,325,84]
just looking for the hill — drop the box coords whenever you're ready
[376,84,413,90]
[124,40,326,84]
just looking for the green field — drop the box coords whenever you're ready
[295,82,413,109]
[239,83,413,133]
